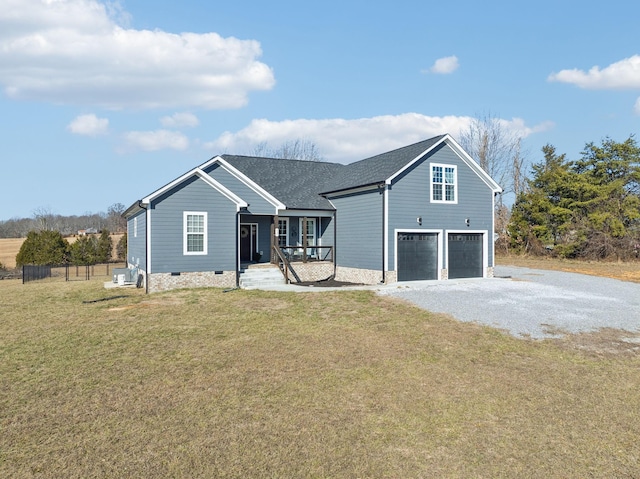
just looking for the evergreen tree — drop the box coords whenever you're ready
[96,229,113,263]
[509,136,640,259]
[69,235,98,265]
[116,233,127,262]
[15,230,70,266]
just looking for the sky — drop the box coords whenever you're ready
[1,0,639,221]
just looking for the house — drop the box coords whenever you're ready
[123,134,502,292]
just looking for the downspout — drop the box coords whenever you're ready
[235,208,241,288]
[380,183,386,284]
[332,210,337,278]
[138,200,149,294]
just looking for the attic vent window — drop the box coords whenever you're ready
[430,164,457,204]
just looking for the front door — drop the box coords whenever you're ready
[240,223,258,262]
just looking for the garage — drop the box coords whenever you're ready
[397,232,438,281]
[448,233,483,279]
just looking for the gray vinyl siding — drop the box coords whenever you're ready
[319,216,334,246]
[204,163,276,215]
[150,175,237,273]
[319,216,335,261]
[387,143,495,268]
[330,189,383,270]
[127,209,146,270]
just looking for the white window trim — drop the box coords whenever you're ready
[133,217,137,238]
[298,218,317,246]
[430,163,458,204]
[277,218,289,247]
[183,211,208,255]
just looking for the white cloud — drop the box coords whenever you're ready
[204,113,548,163]
[123,130,189,151]
[0,0,275,109]
[635,98,640,115]
[67,113,109,136]
[426,55,459,74]
[548,55,640,90]
[160,112,200,128]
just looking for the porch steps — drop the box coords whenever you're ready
[239,265,285,290]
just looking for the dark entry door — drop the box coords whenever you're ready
[240,224,257,262]
[448,233,483,279]
[397,233,438,281]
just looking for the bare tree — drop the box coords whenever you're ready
[458,113,528,202]
[253,139,323,162]
[107,203,127,232]
[32,206,57,231]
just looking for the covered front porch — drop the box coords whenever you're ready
[238,210,335,283]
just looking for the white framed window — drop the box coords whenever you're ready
[133,217,137,238]
[431,163,457,203]
[183,211,207,255]
[299,218,316,247]
[278,218,289,247]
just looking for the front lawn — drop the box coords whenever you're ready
[1,279,639,477]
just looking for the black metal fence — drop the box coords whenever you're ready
[22,265,52,283]
[22,263,125,284]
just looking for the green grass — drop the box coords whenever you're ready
[1,278,639,478]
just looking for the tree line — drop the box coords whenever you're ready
[457,115,640,261]
[15,230,127,267]
[507,137,640,260]
[0,203,127,238]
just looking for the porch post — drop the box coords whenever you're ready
[272,214,279,264]
[302,216,308,263]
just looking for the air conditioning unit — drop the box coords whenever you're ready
[113,268,135,284]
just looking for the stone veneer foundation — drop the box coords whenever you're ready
[148,271,236,293]
[288,261,334,283]
[335,266,386,285]
[142,264,495,292]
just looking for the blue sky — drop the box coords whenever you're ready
[1,0,639,221]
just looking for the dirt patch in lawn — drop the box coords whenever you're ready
[549,328,640,358]
[295,277,364,287]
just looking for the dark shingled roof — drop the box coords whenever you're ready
[321,135,446,194]
[221,155,345,210]
[220,135,448,209]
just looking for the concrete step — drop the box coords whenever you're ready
[239,267,285,289]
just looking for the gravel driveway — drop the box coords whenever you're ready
[379,266,640,339]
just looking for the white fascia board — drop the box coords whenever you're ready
[442,135,503,193]
[216,157,286,211]
[141,166,203,204]
[385,141,443,185]
[196,156,221,170]
[384,134,503,194]
[141,165,248,210]
[194,169,248,210]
